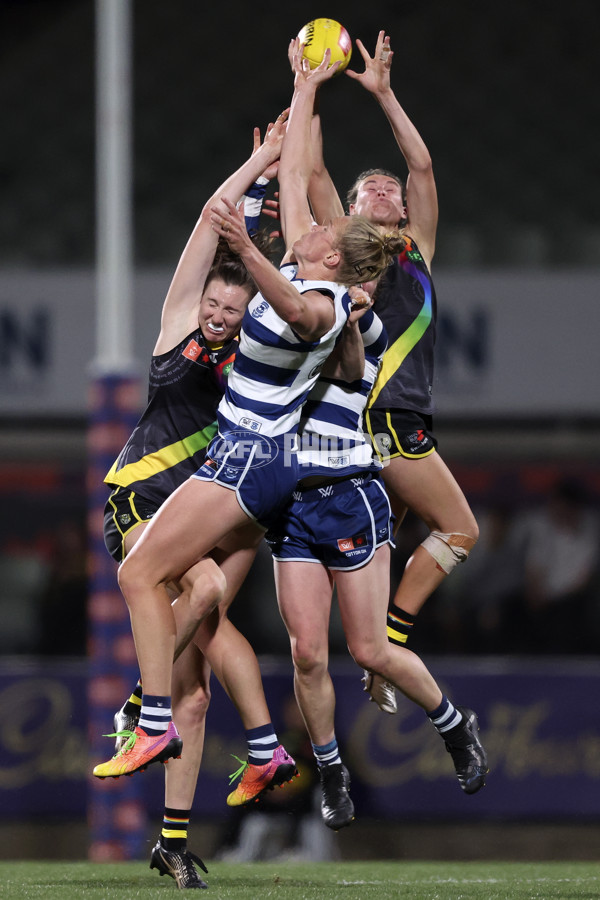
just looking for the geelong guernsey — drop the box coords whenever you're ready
[298,307,388,479]
[105,328,236,507]
[367,236,437,415]
[217,268,352,439]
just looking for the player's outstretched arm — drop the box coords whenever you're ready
[279,46,340,258]
[155,112,288,353]
[285,37,344,226]
[308,112,345,224]
[347,30,438,265]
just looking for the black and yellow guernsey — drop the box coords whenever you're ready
[105,329,237,507]
[367,236,437,415]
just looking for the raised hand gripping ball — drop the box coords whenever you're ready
[297,18,352,74]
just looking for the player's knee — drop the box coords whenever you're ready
[189,567,226,617]
[174,682,211,727]
[291,637,327,675]
[347,638,380,673]
[187,681,212,719]
[421,530,478,575]
[117,553,148,607]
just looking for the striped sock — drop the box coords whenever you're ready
[427,696,463,734]
[246,723,279,766]
[139,694,171,735]
[312,738,341,769]
[123,680,143,717]
[387,604,415,646]
[161,807,190,851]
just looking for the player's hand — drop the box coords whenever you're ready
[346,30,393,94]
[252,110,289,179]
[347,285,373,323]
[288,37,301,72]
[263,194,280,219]
[210,197,252,253]
[290,45,340,90]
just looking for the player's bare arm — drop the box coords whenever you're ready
[156,112,288,353]
[347,31,438,266]
[210,198,334,341]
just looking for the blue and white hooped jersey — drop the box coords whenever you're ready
[298,307,388,479]
[217,265,352,439]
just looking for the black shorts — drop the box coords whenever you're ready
[103,486,159,563]
[364,408,438,462]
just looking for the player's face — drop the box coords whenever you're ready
[293,216,349,264]
[198,278,250,345]
[350,175,406,227]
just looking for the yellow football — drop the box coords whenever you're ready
[297,18,352,75]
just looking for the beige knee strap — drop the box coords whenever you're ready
[421,531,476,575]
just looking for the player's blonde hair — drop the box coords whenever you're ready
[334,216,405,286]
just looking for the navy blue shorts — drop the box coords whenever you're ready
[193,429,299,530]
[266,474,395,570]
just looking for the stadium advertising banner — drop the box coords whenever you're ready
[1,657,600,823]
[0,269,599,418]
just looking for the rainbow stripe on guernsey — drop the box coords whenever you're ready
[368,258,433,407]
[298,308,388,477]
[217,270,352,440]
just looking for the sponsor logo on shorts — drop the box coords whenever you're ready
[337,533,368,553]
[405,429,432,453]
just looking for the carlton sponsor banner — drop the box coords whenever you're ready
[1,268,599,418]
[1,656,600,826]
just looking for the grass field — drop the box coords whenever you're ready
[1,860,600,899]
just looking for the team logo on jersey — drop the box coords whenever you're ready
[251,300,270,319]
[182,339,210,365]
[239,417,261,433]
[337,533,368,553]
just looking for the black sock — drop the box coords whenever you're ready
[161,807,190,851]
[123,680,143,716]
[387,604,415,646]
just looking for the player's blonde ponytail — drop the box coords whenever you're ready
[335,216,405,286]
